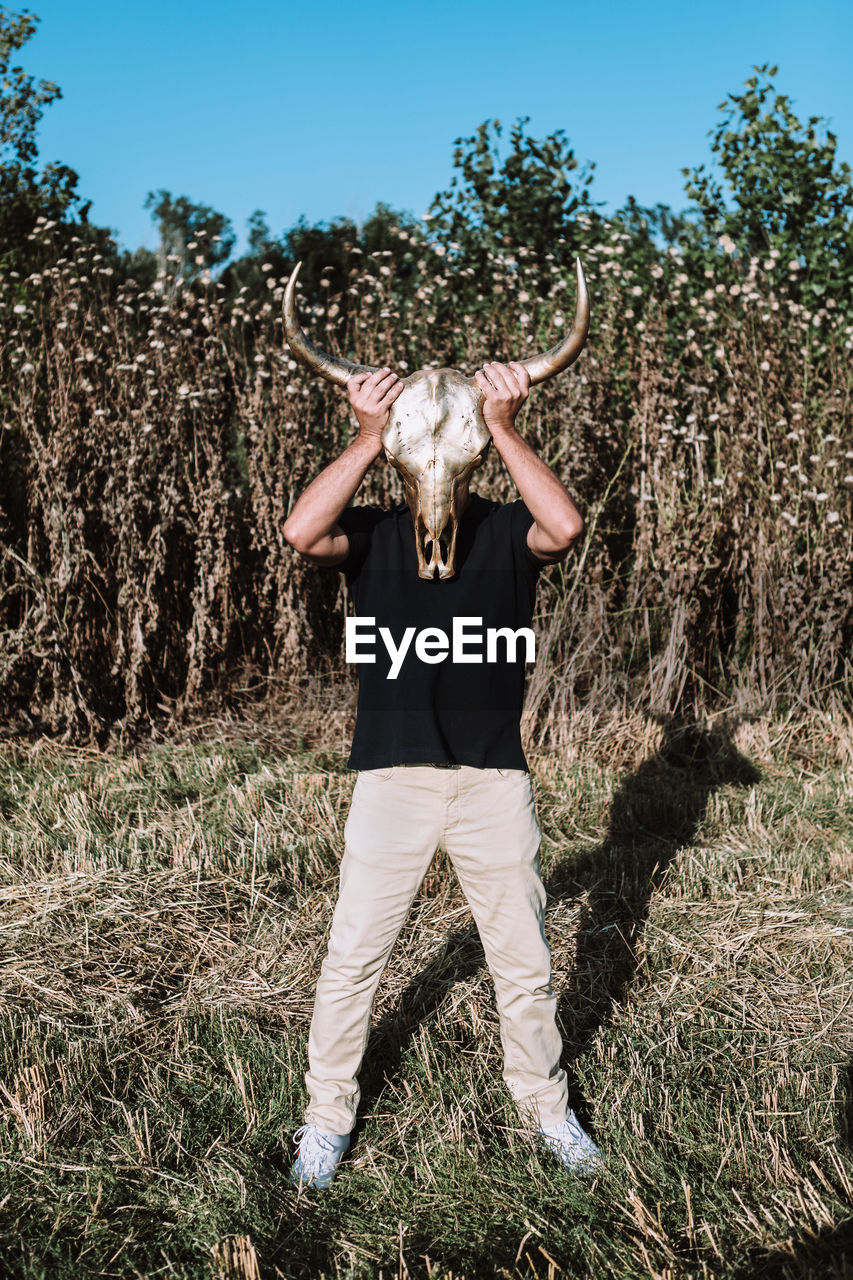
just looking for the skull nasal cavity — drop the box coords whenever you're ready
[423,536,449,564]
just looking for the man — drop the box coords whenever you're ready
[282,358,602,1189]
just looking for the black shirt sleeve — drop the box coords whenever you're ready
[336,505,386,582]
[509,499,551,575]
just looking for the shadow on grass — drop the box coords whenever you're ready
[732,1220,853,1280]
[552,715,760,1089]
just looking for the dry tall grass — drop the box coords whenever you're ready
[1,220,850,742]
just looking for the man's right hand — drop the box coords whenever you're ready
[283,367,404,565]
[348,367,405,440]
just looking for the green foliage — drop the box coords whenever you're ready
[428,117,599,268]
[0,6,60,166]
[284,212,359,296]
[215,208,290,301]
[287,203,421,297]
[144,188,235,280]
[246,208,274,257]
[218,202,424,319]
[0,7,89,272]
[683,63,853,316]
[0,160,87,271]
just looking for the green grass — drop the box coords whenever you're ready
[0,720,851,1280]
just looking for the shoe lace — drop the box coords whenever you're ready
[293,1124,339,1172]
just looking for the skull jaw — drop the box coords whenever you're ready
[413,513,459,580]
[388,434,490,581]
[406,478,466,581]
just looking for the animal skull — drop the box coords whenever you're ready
[382,369,490,579]
[283,259,589,580]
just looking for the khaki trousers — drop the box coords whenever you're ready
[304,765,569,1134]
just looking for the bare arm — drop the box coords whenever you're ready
[283,367,404,566]
[473,361,583,562]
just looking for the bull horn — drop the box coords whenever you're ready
[283,261,376,386]
[516,257,590,385]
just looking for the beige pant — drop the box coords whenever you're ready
[304,765,569,1134]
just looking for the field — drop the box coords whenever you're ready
[2,40,853,1280]
[1,714,851,1280]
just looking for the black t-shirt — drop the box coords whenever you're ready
[337,493,549,771]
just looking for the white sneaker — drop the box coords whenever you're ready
[538,1111,604,1176]
[289,1123,350,1189]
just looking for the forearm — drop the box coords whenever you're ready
[284,366,403,561]
[283,433,382,558]
[473,360,582,558]
[490,424,583,553]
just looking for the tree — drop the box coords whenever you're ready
[246,209,274,257]
[683,64,853,315]
[427,117,599,267]
[0,5,59,163]
[0,6,91,270]
[144,189,235,280]
[215,208,291,301]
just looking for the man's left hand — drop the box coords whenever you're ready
[474,361,530,435]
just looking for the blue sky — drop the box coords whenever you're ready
[23,0,853,257]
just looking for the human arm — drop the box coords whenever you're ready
[473,361,584,562]
[283,367,404,565]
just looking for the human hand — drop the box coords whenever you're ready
[347,367,405,440]
[473,361,530,434]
